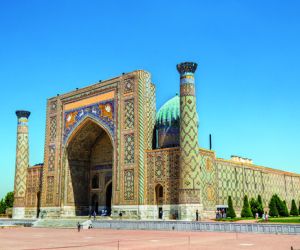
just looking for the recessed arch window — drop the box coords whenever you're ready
[92,174,99,189]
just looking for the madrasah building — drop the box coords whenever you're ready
[13,62,300,220]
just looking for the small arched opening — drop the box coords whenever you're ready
[92,174,99,189]
[155,184,164,219]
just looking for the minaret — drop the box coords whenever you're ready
[13,110,31,219]
[177,62,202,220]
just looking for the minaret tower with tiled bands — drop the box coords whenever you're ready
[13,110,31,219]
[177,62,202,220]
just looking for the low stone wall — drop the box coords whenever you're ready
[0,219,36,227]
[92,220,300,235]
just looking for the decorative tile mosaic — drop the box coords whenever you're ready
[124,99,134,129]
[123,78,134,94]
[63,99,115,144]
[46,176,54,204]
[48,146,55,171]
[124,169,134,200]
[124,133,134,164]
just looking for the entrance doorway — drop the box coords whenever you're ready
[158,207,163,219]
[106,182,112,215]
[66,119,113,216]
[155,184,164,219]
[91,194,99,214]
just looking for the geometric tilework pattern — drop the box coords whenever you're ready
[124,169,134,200]
[199,153,217,210]
[124,134,134,164]
[123,78,134,94]
[14,130,29,205]
[46,176,54,204]
[146,149,180,205]
[49,117,57,142]
[124,99,134,129]
[50,101,57,112]
[48,146,55,171]
[213,160,300,210]
[179,94,200,189]
[179,77,201,204]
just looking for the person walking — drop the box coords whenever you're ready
[77,222,81,232]
[196,210,199,221]
[93,210,97,220]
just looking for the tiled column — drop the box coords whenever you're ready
[13,110,30,219]
[177,62,202,220]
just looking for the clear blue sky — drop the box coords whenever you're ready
[1,0,300,199]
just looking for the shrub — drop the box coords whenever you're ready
[250,198,259,217]
[4,192,14,208]
[227,196,236,218]
[241,195,252,217]
[282,200,289,217]
[257,195,264,216]
[0,192,14,215]
[0,199,6,214]
[268,195,278,217]
[273,194,285,217]
[290,199,299,216]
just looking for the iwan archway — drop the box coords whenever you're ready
[62,118,113,216]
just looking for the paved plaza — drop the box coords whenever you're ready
[0,227,300,250]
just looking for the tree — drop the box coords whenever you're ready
[282,200,289,217]
[298,201,300,215]
[250,198,259,217]
[241,195,252,217]
[0,192,14,214]
[0,199,6,214]
[4,192,14,208]
[274,194,285,217]
[290,199,299,216]
[227,196,236,218]
[257,195,264,216]
[268,195,278,217]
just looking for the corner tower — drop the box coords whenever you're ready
[177,62,202,219]
[13,110,30,219]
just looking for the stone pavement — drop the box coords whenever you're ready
[0,227,300,250]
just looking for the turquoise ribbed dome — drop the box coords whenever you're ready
[156,94,180,126]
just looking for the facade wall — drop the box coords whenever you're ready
[36,70,155,217]
[24,165,42,218]
[146,148,180,206]
[214,160,300,211]
[146,148,300,218]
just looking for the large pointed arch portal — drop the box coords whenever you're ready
[63,118,113,216]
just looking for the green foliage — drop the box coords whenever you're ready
[257,195,264,216]
[227,196,236,218]
[4,192,14,208]
[0,199,6,214]
[282,201,289,217]
[268,194,290,217]
[0,192,14,214]
[274,195,287,217]
[258,216,300,224]
[241,195,253,217]
[249,198,259,218]
[298,201,300,215]
[290,199,299,216]
[268,195,278,217]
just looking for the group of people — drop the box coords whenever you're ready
[88,210,97,220]
[215,209,226,219]
[261,212,269,221]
